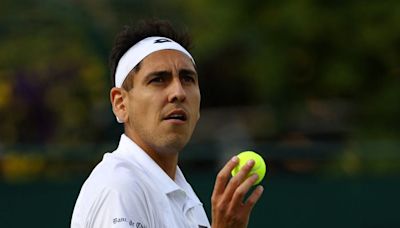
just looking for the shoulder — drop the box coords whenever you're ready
[72,153,161,228]
[84,152,148,196]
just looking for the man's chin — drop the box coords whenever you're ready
[157,135,190,154]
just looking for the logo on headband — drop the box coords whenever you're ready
[154,38,172,44]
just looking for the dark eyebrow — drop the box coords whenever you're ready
[179,69,198,78]
[146,70,172,79]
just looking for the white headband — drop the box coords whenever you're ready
[114,36,195,88]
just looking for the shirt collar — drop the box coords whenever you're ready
[114,134,202,205]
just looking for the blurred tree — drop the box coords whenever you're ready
[0,0,398,173]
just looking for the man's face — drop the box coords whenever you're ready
[124,50,200,154]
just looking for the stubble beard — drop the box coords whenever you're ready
[149,130,192,155]
[132,121,194,156]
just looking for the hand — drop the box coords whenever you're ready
[211,156,264,228]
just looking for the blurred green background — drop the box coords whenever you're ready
[0,0,399,227]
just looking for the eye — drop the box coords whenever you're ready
[149,76,164,84]
[182,75,196,84]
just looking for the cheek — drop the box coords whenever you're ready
[191,90,201,120]
[189,86,201,102]
[195,90,201,109]
[133,94,163,122]
[128,93,151,119]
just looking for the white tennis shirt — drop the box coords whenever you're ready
[71,134,211,228]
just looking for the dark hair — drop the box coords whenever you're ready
[109,19,192,90]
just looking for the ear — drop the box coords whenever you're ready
[110,87,128,123]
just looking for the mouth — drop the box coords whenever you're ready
[163,109,188,122]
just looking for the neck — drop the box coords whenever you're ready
[125,132,179,180]
[150,152,178,179]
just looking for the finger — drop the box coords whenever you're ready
[230,173,259,207]
[244,185,264,212]
[221,159,255,202]
[212,156,239,197]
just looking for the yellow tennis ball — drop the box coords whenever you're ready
[231,151,266,185]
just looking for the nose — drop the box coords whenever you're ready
[168,78,186,103]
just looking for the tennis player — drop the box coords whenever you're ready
[71,19,263,228]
